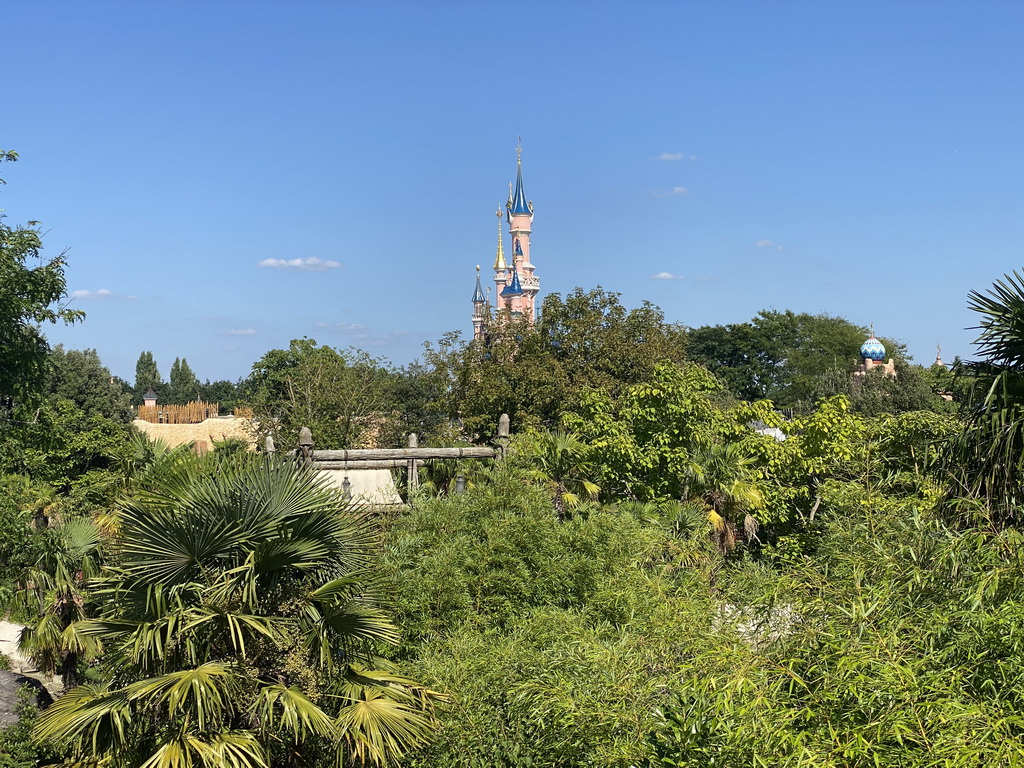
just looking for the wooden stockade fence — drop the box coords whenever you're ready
[137,401,220,424]
[266,414,511,501]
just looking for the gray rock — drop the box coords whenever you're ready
[0,669,53,727]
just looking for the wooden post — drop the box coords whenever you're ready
[297,427,314,464]
[407,433,419,494]
[495,413,510,458]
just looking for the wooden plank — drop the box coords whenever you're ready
[314,460,422,470]
[313,446,497,461]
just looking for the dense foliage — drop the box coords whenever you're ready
[423,287,687,438]
[246,339,403,451]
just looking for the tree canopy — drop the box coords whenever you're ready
[245,338,400,451]
[0,152,83,409]
[688,310,893,407]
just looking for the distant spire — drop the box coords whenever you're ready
[472,265,485,304]
[493,209,507,270]
[935,343,944,367]
[507,144,531,216]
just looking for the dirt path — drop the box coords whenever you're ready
[0,620,61,696]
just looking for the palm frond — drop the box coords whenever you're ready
[251,684,338,743]
[334,689,439,766]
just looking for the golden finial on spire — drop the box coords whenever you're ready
[493,208,507,270]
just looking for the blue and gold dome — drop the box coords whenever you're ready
[860,335,886,362]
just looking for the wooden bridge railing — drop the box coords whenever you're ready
[265,413,511,498]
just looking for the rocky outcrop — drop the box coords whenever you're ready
[0,670,52,726]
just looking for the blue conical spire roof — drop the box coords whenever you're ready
[472,267,485,304]
[507,153,531,216]
[500,264,523,298]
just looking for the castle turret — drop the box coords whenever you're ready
[471,266,487,340]
[492,208,508,300]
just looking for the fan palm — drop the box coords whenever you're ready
[522,430,600,517]
[17,515,104,690]
[34,453,441,767]
[684,442,765,553]
[945,271,1024,525]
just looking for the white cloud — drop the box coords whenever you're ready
[225,328,257,336]
[349,329,408,346]
[689,154,698,161]
[650,272,712,281]
[313,321,366,332]
[755,239,784,252]
[654,186,688,198]
[258,257,341,271]
[659,152,684,161]
[69,288,134,300]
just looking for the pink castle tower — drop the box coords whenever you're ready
[472,144,541,338]
[501,145,540,320]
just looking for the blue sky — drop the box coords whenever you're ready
[3,1,1022,383]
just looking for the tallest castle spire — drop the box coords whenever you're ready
[507,143,532,218]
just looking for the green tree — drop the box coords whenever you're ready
[198,378,241,412]
[0,397,131,495]
[562,362,732,501]
[0,475,49,604]
[167,356,200,404]
[642,503,1024,767]
[423,322,567,440]
[46,346,132,423]
[685,321,778,402]
[35,453,442,767]
[133,350,164,404]
[423,287,687,440]
[380,467,711,767]
[813,358,954,417]
[245,339,400,451]
[538,286,687,395]
[687,310,900,408]
[0,151,84,409]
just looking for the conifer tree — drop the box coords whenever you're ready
[133,351,163,403]
[167,356,199,404]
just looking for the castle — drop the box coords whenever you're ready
[471,146,540,340]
